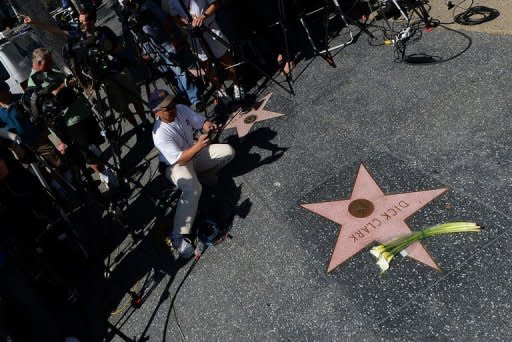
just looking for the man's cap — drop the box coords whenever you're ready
[149,89,174,111]
[0,81,9,93]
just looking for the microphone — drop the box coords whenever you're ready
[0,129,22,145]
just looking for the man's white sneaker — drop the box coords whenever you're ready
[99,168,119,190]
[216,89,231,104]
[170,237,195,259]
[233,85,245,101]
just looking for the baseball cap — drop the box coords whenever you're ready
[149,89,174,112]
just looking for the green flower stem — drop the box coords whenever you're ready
[370,222,481,273]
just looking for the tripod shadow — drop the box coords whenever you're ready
[100,223,189,342]
[96,163,251,340]
[119,131,156,173]
[223,126,289,177]
[77,173,187,341]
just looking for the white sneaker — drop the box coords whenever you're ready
[216,89,231,104]
[170,237,195,259]
[233,85,245,101]
[178,238,195,259]
[99,168,119,190]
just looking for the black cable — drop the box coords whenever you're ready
[454,6,499,25]
[162,256,202,342]
[438,0,473,24]
[401,24,472,65]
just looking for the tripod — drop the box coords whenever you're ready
[253,0,297,94]
[299,0,375,66]
[177,0,295,97]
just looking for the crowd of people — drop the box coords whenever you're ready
[3,0,249,255]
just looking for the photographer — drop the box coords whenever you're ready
[126,0,205,112]
[0,81,41,147]
[168,0,244,102]
[150,89,234,258]
[0,81,65,170]
[24,10,149,137]
[28,48,119,190]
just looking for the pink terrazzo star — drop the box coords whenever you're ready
[224,93,285,138]
[301,164,448,273]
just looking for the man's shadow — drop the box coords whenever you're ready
[223,126,288,177]
[96,164,253,340]
[196,176,252,235]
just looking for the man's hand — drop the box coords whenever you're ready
[23,16,35,25]
[51,83,66,96]
[196,134,210,150]
[191,15,206,28]
[66,78,77,88]
[178,17,190,27]
[176,134,209,165]
[22,15,70,38]
[57,142,68,155]
[202,120,221,133]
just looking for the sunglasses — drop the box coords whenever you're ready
[36,57,50,64]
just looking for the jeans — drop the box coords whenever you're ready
[159,42,201,105]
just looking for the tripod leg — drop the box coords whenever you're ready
[322,1,337,66]
[277,0,294,84]
[299,16,319,55]
[192,23,296,95]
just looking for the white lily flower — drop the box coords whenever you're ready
[370,245,386,258]
[376,251,394,273]
[370,221,481,274]
[376,255,390,273]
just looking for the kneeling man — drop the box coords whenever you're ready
[151,90,235,258]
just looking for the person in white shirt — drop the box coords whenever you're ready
[151,89,235,258]
[167,0,244,101]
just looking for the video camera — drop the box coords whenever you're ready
[66,37,112,80]
[118,0,152,35]
[17,82,74,132]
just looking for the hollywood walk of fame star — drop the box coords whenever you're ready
[301,164,448,272]
[224,93,285,138]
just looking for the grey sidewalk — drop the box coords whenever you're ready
[98,1,512,341]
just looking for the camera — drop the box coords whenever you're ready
[66,38,111,80]
[119,0,152,36]
[207,129,217,141]
[18,85,69,131]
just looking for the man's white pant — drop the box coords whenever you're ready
[166,144,235,236]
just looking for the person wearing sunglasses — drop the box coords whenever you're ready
[150,89,234,258]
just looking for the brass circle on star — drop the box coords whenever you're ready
[244,114,257,124]
[348,199,374,218]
